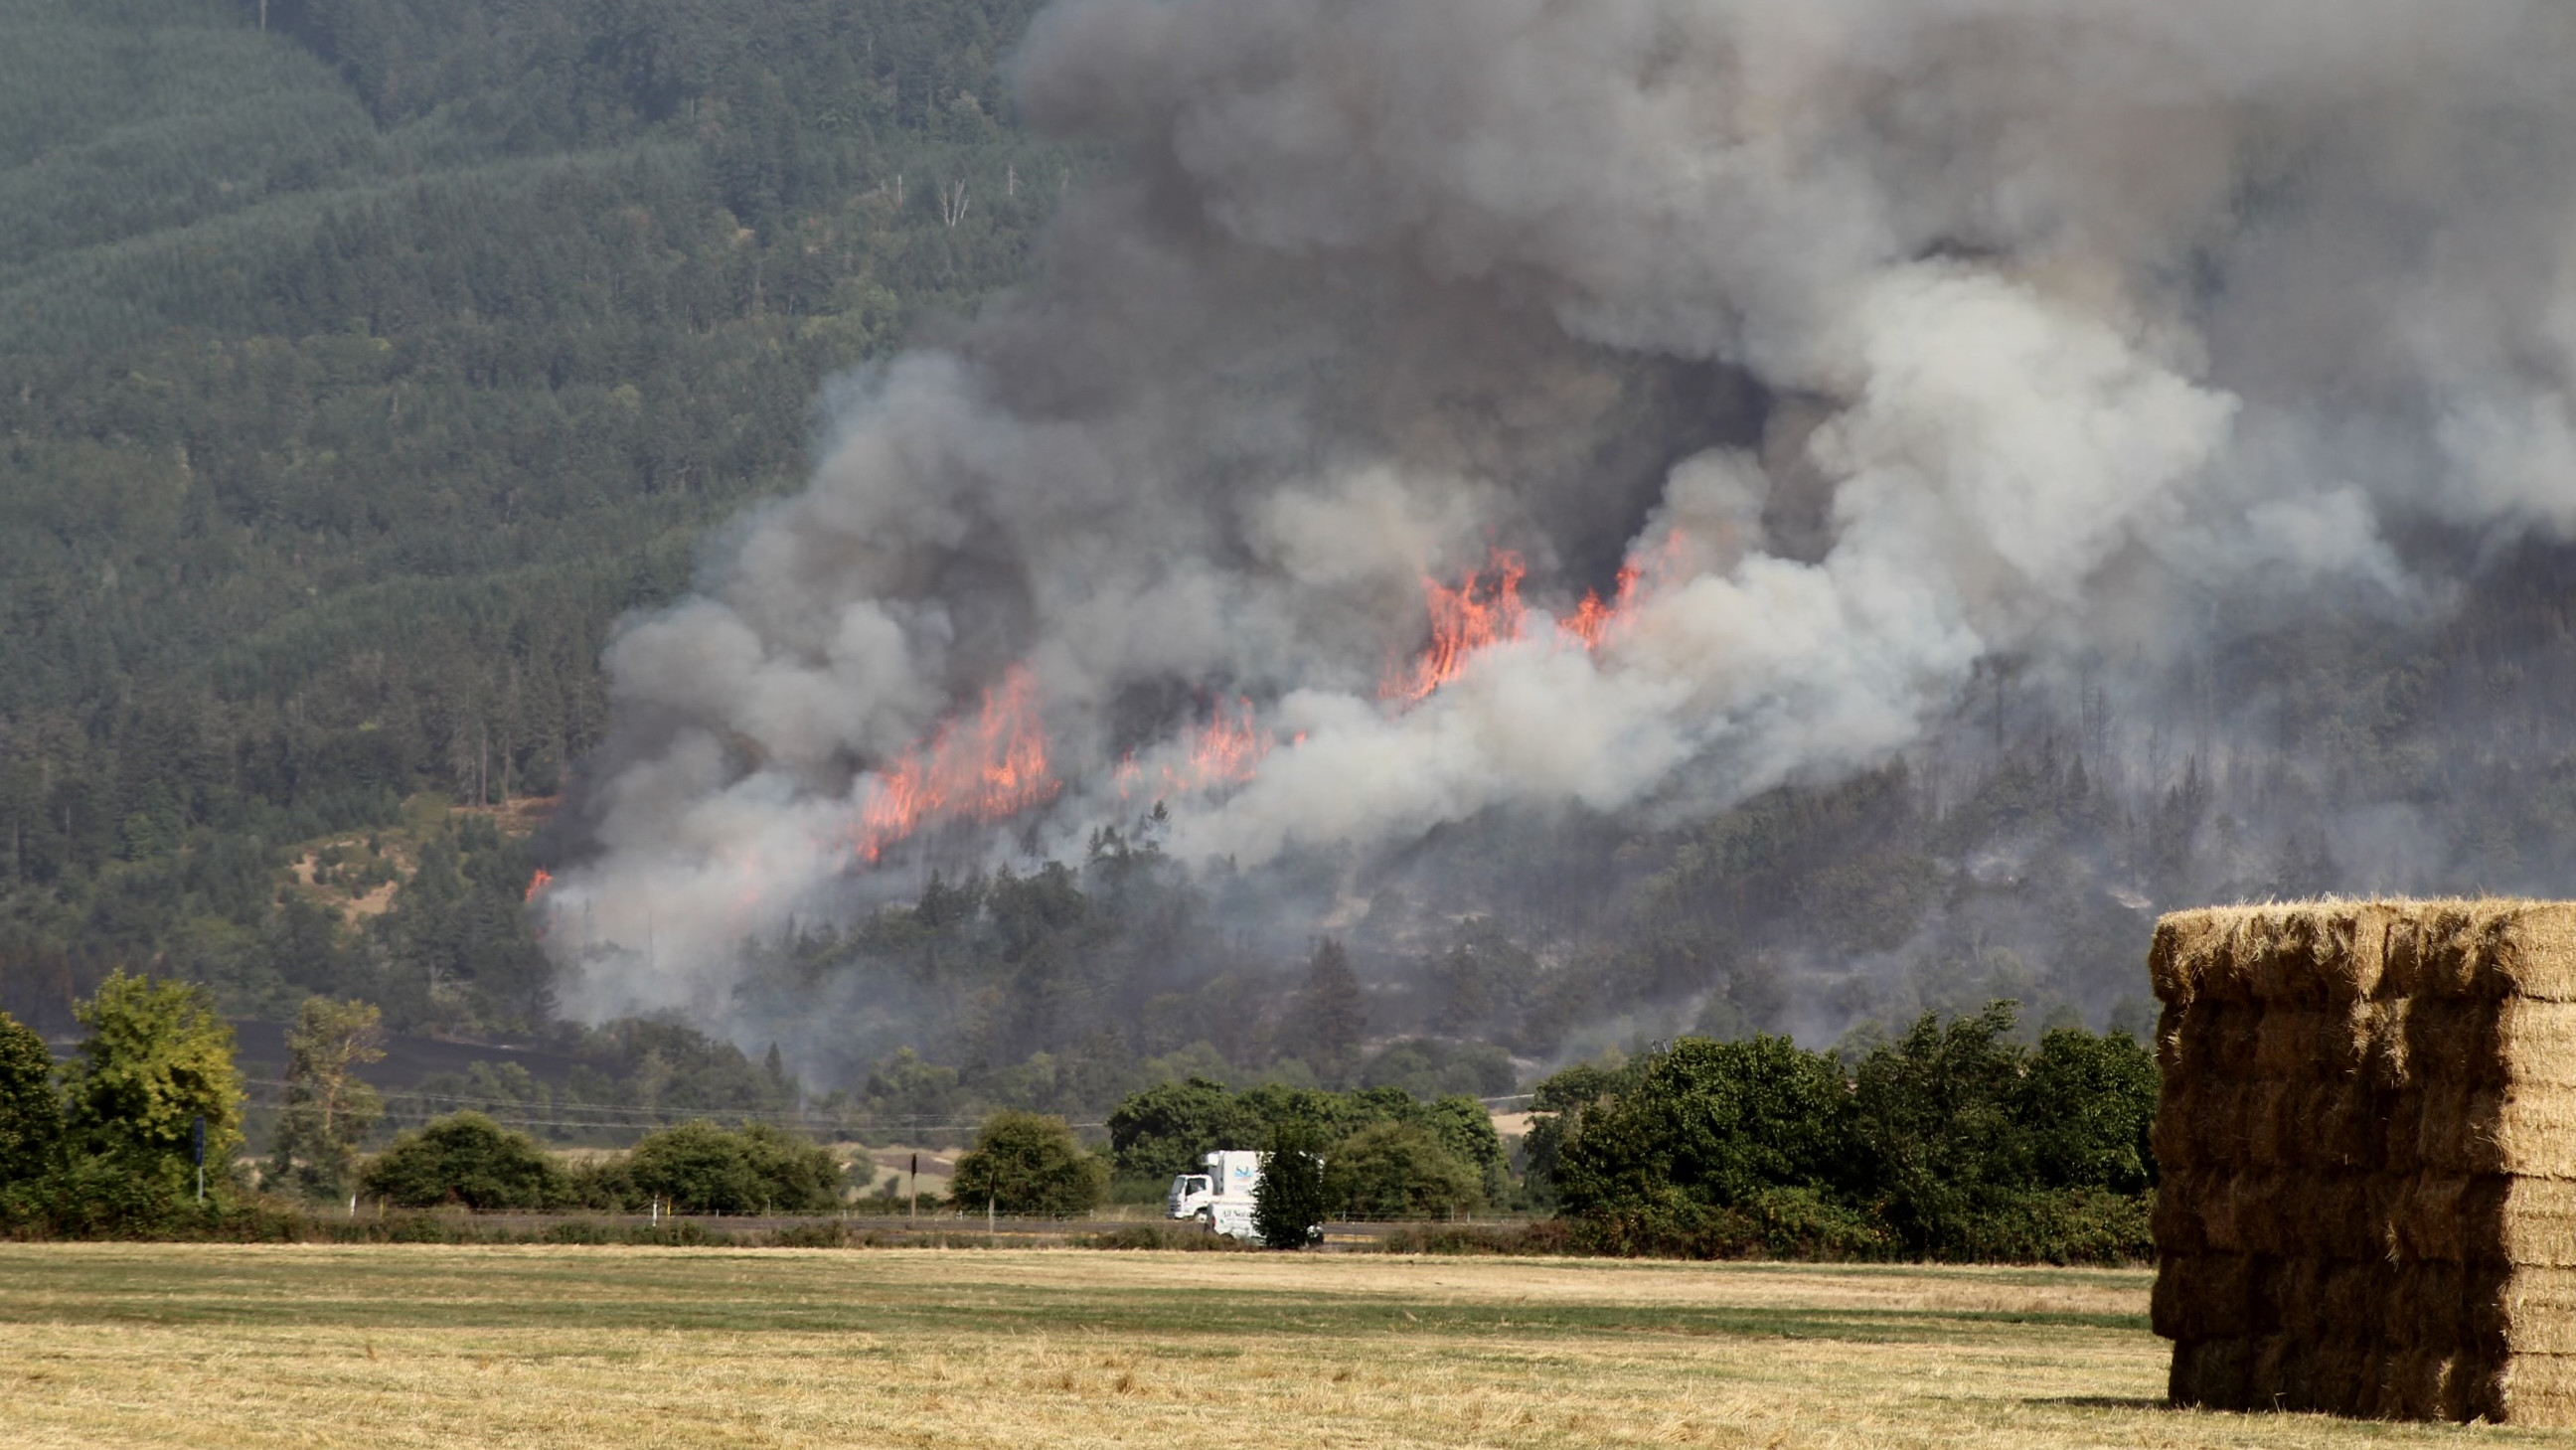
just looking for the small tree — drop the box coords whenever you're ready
[360,1112,569,1209]
[626,1121,841,1212]
[1324,1121,1482,1220]
[950,1111,1107,1216]
[64,971,244,1194]
[1252,1121,1328,1249]
[269,997,387,1199]
[0,1010,63,1187]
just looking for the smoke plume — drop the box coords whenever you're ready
[545,0,2576,1032]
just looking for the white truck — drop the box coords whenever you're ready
[1168,1149,1263,1239]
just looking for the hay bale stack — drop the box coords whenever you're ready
[2152,899,2576,1423]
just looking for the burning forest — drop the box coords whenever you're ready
[533,0,2576,1088]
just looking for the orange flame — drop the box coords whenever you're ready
[1383,534,1693,703]
[524,868,554,904]
[1120,698,1275,801]
[1173,696,1272,792]
[1381,549,1530,705]
[854,665,1060,865]
[1558,559,1641,652]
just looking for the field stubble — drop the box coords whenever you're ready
[0,1245,2555,1448]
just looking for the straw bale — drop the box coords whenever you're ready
[2307,1082,2385,1168]
[2394,998,2576,1090]
[2151,1170,2209,1256]
[2158,998,2255,1083]
[2152,899,2576,1425]
[2168,1335,2255,1408]
[2152,1252,2264,1341]
[2148,911,2231,1009]
[2154,898,2576,1006]
[2387,901,2576,1002]
[2496,1181,2576,1267]
[2406,1083,2576,1178]
[2499,1355,2576,1418]
[2169,1170,2386,1259]
[2251,1001,2375,1079]
[2149,1082,2198,1170]
[2373,1348,2489,1421]
[2243,1333,2381,1413]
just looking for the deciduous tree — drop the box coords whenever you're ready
[0,1010,62,1186]
[269,996,387,1199]
[64,972,244,1193]
[951,1110,1106,1216]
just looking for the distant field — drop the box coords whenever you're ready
[0,1246,2548,1448]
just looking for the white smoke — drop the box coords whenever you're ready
[547,0,2576,1021]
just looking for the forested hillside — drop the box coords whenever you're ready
[0,0,1063,1042]
[11,0,2576,1150]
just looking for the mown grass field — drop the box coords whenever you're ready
[0,1245,2556,1448]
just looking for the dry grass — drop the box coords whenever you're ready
[0,1244,2559,1448]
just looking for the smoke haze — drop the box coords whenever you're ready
[543,0,2576,1052]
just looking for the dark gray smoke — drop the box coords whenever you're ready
[546,0,2576,1030]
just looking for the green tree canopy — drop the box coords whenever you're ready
[1251,1121,1328,1249]
[0,1010,62,1185]
[1553,1035,1852,1221]
[360,1111,568,1209]
[1323,1120,1482,1220]
[64,971,244,1181]
[950,1110,1106,1216]
[1104,1076,1246,1181]
[624,1121,841,1212]
[1848,1003,2034,1254]
[2015,1026,2160,1195]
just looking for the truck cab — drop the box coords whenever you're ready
[1166,1172,1216,1218]
[1167,1149,1262,1222]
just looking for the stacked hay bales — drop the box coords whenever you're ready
[2151,899,2576,1423]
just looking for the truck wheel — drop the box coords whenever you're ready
[1196,1208,1212,1225]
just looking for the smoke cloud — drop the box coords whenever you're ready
[546,0,2576,1029]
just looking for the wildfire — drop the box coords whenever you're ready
[1380,549,1530,705]
[1557,559,1640,651]
[1120,697,1276,802]
[1384,534,1692,705]
[853,664,1061,865]
[524,868,554,903]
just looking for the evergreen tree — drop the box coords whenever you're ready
[1252,1121,1328,1249]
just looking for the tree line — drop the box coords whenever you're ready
[2,966,2157,1263]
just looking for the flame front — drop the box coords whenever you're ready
[1119,697,1275,802]
[1383,536,1689,706]
[524,867,554,903]
[1381,549,1530,705]
[1557,560,1639,652]
[854,664,1060,865]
